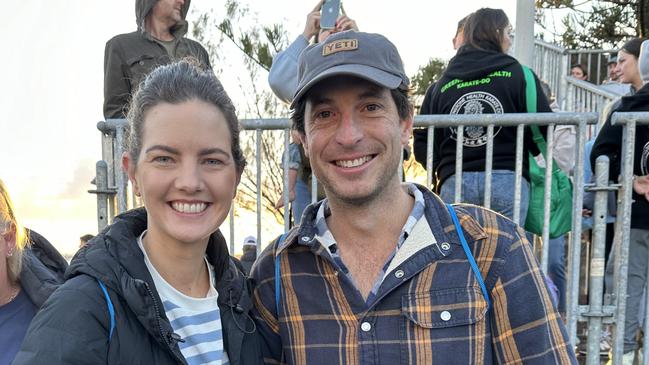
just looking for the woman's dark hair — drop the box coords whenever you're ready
[290,87,412,135]
[463,8,510,53]
[126,59,246,173]
[570,64,588,77]
[621,37,646,59]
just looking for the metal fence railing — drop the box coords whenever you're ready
[93,111,646,362]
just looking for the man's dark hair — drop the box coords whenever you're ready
[290,85,412,135]
[463,8,510,53]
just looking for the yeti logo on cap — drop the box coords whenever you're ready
[322,39,358,56]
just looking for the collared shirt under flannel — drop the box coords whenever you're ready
[251,184,577,365]
[314,183,425,304]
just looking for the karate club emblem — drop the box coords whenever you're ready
[449,91,504,147]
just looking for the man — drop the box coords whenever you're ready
[240,235,258,275]
[601,53,633,95]
[103,0,210,119]
[251,30,577,364]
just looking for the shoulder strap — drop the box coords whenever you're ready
[521,65,550,160]
[445,204,491,310]
[97,279,116,342]
[522,65,537,114]
[274,234,287,312]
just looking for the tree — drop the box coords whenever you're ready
[536,0,649,49]
[192,0,291,225]
[410,58,447,97]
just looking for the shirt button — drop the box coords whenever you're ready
[440,310,452,321]
[301,236,310,242]
[441,242,450,251]
[394,270,405,278]
[360,322,372,332]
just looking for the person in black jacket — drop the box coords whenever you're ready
[13,60,262,365]
[591,39,649,360]
[0,179,67,365]
[413,8,550,221]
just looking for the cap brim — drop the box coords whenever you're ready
[290,64,403,109]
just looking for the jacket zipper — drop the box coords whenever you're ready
[142,280,187,365]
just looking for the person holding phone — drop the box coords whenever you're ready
[268,0,358,104]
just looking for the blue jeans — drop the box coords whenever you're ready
[440,170,530,223]
[292,178,310,225]
[548,236,566,313]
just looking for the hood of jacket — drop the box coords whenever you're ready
[19,229,68,307]
[444,44,519,80]
[620,82,649,111]
[136,0,191,39]
[66,208,246,346]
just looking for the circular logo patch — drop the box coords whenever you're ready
[449,91,504,147]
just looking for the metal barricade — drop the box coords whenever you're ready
[94,111,648,362]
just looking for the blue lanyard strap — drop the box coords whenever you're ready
[445,204,491,310]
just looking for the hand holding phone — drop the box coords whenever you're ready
[320,0,341,30]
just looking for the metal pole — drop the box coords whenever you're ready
[454,126,464,203]
[610,116,637,364]
[540,124,555,271]
[585,155,611,365]
[514,0,535,67]
[513,125,525,226]
[256,129,263,256]
[484,125,494,209]
[426,128,434,188]
[567,118,588,345]
[114,126,128,214]
[92,161,110,232]
[283,129,290,232]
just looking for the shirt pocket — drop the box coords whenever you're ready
[126,54,158,86]
[400,287,489,364]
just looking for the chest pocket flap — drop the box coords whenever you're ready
[402,287,488,328]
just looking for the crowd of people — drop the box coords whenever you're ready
[2,0,649,364]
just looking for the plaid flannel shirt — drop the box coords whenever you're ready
[250,184,577,365]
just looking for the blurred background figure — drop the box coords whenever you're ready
[268,0,358,103]
[240,236,257,275]
[79,234,94,248]
[0,179,67,365]
[571,63,589,81]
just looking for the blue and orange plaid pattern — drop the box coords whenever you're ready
[251,184,577,364]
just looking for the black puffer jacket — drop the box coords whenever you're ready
[413,44,550,189]
[13,209,262,365]
[591,83,649,230]
[20,230,68,308]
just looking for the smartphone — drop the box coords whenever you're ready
[320,0,341,29]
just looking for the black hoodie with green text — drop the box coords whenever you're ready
[413,44,550,189]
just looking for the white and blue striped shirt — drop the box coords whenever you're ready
[139,232,229,365]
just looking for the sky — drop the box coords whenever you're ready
[0,0,522,258]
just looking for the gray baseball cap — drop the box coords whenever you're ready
[290,30,409,108]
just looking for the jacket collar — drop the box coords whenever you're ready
[276,184,488,256]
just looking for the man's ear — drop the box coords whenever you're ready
[400,110,414,146]
[297,131,309,155]
[122,152,140,197]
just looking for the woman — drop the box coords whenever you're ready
[592,37,649,364]
[14,60,262,364]
[417,7,551,220]
[0,179,67,365]
[616,38,645,93]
